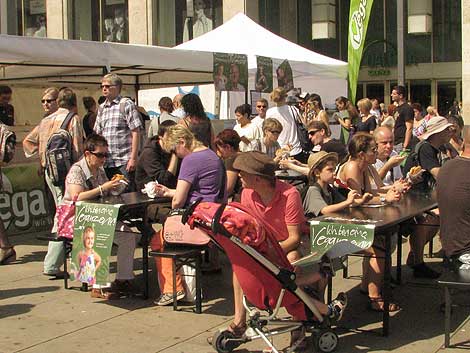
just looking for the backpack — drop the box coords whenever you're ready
[288,106,313,153]
[0,123,16,164]
[45,112,75,187]
[402,140,428,177]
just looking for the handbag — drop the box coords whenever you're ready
[56,195,78,239]
[289,106,313,153]
[163,211,210,245]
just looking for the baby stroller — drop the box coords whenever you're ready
[182,200,343,353]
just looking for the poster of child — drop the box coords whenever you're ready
[276,60,294,92]
[214,63,227,91]
[72,226,101,285]
[255,56,273,93]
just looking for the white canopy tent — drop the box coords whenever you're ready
[176,13,348,117]
[0,34,214,88]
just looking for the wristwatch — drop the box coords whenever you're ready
[380,195,386,203]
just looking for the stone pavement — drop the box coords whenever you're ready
[1,233,469,353]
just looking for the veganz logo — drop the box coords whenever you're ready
[349,0,368,50]
[0,190,49,230]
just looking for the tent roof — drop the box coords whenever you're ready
[176,13,347,79]
[0,35,213,87]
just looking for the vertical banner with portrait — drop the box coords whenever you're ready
[276,60,294,93]
[70,202,120,285]
[255,56,273,93]
[213,53,248,92]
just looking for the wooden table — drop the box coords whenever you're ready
[90,192,171,299]
[316,189,437,336]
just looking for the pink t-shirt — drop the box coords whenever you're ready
[241,180,305,241]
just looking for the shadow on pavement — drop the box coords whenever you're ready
[0,285,60,300]
[0,303,35,319]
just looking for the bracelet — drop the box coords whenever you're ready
[98,185,104,197]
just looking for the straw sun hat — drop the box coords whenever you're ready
[419,116,454,140]
[307,151,338,179]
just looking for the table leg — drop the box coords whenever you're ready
[396,232,402,284]
[444,286,451,347]
[382,231,392,336]
[143,207,150,300]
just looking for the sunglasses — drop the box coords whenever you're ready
[270,130,281,135]
[308,130,319,136]
[41,99,56,104]
[101,84,117,89]
[89,151,107,159]
[257,105,267,108]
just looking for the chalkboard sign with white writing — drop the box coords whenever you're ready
[293,220,375,267]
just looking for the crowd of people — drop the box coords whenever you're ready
[1,78,469,349]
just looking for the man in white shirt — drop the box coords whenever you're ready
[373,126,404,186]
[251,98,268,130]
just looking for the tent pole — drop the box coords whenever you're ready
[135,75,140,105]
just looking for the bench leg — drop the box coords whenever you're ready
[444,286,451,348]
[195,254,202,314]
[342,256,348,279]
[172,259,177,311]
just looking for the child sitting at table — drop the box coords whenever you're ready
[303,151,371,218]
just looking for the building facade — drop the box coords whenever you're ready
[0,0,465,117]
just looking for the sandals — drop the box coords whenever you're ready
[227,321,247,338]
[369,297,401,312]
[0,247,16,265]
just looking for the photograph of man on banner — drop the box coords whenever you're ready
[255,56,273,93]
[213,53,248,92]
[276,60,294,93]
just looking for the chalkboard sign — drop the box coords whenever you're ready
[293,220,375,267]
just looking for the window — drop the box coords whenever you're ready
[366,83,384,104]
[69,0,128,43]
[433,0,461,62]
[437,81,456,116]
[1,0,46,36]
[155,0,222,46]
[410,80,431,108]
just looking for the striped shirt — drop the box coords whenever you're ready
[94,96,142,168]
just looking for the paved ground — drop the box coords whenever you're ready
[1,233,469,353]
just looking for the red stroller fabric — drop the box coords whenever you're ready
[187,202,309,321]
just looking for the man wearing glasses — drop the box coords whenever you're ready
[94,73,142,191]
[23,87,84,276]
[251,98,268,130]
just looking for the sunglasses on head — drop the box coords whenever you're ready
[41,99,56,104]
[89,151,107,159]
[308,130,319,136]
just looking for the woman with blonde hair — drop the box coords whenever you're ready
[355,98,377,134]
[153,125,226,305]
[266,87,306,162]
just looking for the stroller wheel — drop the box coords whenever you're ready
[212,330,242,353]
[312,329,338,353]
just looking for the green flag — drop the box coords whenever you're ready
[348,0,374,103]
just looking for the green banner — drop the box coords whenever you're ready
[255,56,273,93]
[294,220,374,267]
[348,0,374,103]
[70,202,120,285]
[0,163,53,236]
[213,52,248,92]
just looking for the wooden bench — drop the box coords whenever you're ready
[437,268,470,347]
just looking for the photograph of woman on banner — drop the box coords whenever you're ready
[74,226,102,285]
[276,60,294,93]
[214,63,227,91]
[255,65,268,92]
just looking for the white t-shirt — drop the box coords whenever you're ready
[266,105,302,156]
[374,150,403,186]
[233,122,262,152]
[251,115,265,130]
